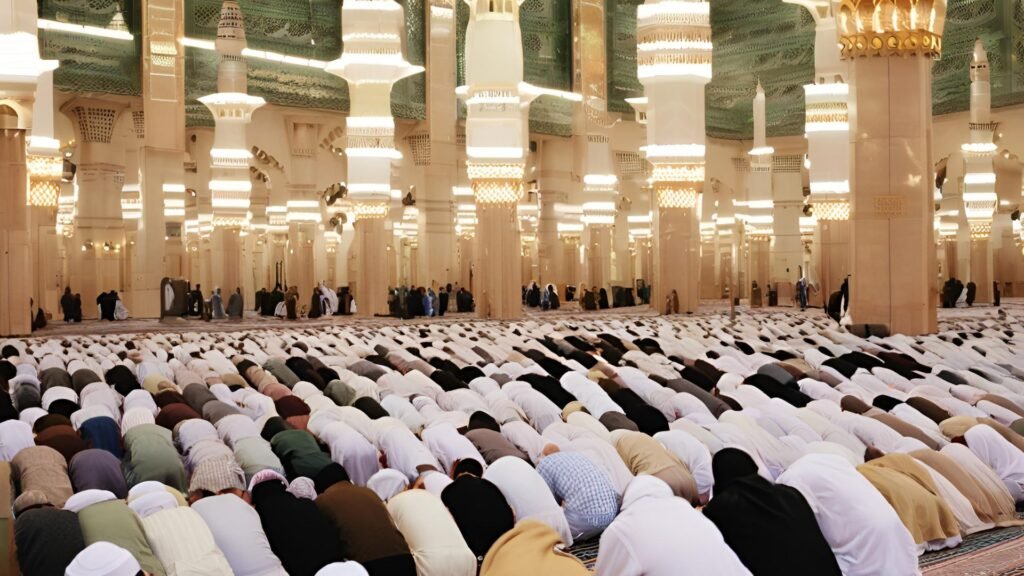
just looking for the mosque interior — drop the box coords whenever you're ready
[9,0,1024,575]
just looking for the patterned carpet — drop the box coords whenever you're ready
[565,524,1024,574]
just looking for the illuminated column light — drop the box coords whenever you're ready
[199,0,265,229]
[326,1,422,223]
[745,81,775,235]
[163,183,186,220]
[962,39,997,238]
[582,133,619,227]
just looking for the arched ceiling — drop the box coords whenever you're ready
[35,0,1024,138]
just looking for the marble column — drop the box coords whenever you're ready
[200,0,264,302]
[0,0,58,334]
[462,0,534,319]
[0,123,31,334]
[786,0,851,304]
[283,120,322,302]
[62,99,128,317]
[26,71,62,314]
[135,0,187,317]
[537,140,572,292]
[962,40,997,304]
[326,0,422,317]
[421,0,457,287]
[633,0,712,314]
[838,1,944,334]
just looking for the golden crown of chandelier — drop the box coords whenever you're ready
[835,0,946,59]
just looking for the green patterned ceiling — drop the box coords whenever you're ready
[455,0,574,136]
[39,0,142,97]
[35,0,1024,139]
[184,0,425,126]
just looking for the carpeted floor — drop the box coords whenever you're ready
[564,524,1024,574]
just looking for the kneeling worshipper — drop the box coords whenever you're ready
[610,429,699,503]
[482,456,574,546]
[911,447,1023,529]
[857,453,962,552]
[192,491,287,576]
[441,459,516,561]
[251,469,345,576]
[702,449,841,576]
[14,502,86,576]
[594,475,752,576]
[536,445,619,541]
[69,448,129,498]
[386,488,477,576]
[961,424,1024,502]
[65,541,142,576]
[11,445,74,508]
[315,463,417,576]
[129,486,234,575]
[777,454,919,576]
[480,521,590,576]
[71,489,166,575]
[123,424,188,492]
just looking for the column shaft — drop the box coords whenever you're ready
[0,129,31,334]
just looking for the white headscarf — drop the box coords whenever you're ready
[66,542,141,576]
[315,562,370,576]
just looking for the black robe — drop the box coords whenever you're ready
[703,456,841,576]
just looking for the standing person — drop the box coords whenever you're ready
[227,288,244,319]
[797,277,808,311]
[71,294,83,322]
[112,292,129,320]
[189,284,204,316]
[425,289,436,317]
[61,287,75,323]
[211,288,225,319]
[840,276,850,315]
[438,285,450,317]
[285,286,299,320]
[546,284,560,310]
[598,288,609,310]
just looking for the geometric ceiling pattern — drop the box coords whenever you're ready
[35,0,1024,139]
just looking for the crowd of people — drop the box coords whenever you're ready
[390,284,475,319]
[2,310,1024,574]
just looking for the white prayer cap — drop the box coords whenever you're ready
[18,407,47,428]
[128,481,170,500]
[42,386,79,410]
[287,477,318,500]
[315,561,370,576]
[292,381,321,401]
[121,407,155,433]
[128,490,178,518]
[65,541,141,576]
[248,468,289,492]
[367,469,408,502]
[63,490,116,513]
[421,471,453,498]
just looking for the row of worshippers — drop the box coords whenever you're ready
[4,311,1024,573]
